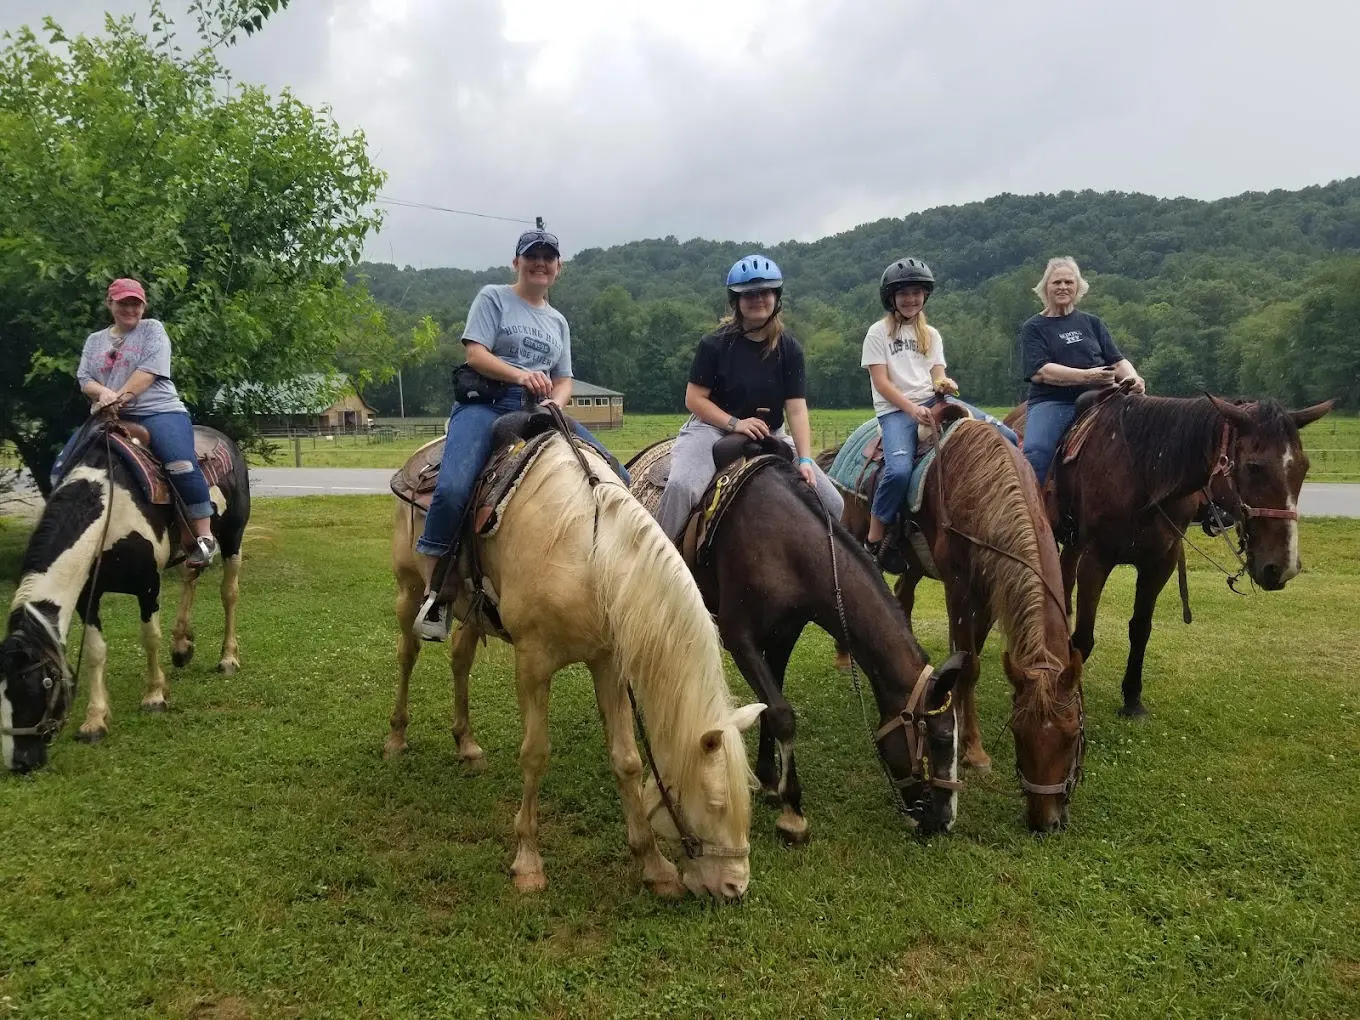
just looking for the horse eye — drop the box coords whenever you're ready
[1244,460,1265,475]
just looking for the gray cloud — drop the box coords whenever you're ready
[6,0,1360,269]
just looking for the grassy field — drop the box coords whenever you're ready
[1,499,1358,1018]
[251,410,1360,480]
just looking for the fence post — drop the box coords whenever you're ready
[294,436,302,468]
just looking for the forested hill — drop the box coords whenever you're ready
[355,178,1360,416]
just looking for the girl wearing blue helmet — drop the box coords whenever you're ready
[655,254,844,541]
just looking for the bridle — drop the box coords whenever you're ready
[0,633,74,741]
[1012,682,1086,801]
[873,662,964,800]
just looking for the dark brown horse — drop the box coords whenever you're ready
[628,438,965,842]
[829,410,1085,832]
[1017,391,1332,718]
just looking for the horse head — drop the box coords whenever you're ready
[1004,647,1085,835]
[1206,396,1334,590]
[642,701,765,901]
[877,651,966,837]
[1,604,74,773]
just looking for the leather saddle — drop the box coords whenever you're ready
[55,418,234,510]
[678,435,794,569]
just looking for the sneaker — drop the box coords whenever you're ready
[866,534,907,575]
[186,535,218,569]
[415,592,453,642]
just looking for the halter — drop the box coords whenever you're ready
[0,638,74,741]
[873,663,964,796]
[1012,683,1086,800]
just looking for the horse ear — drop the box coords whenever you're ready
[932,650,969,694]
[727,702,766,734]
[1063,645,1085,684]
[1290,400,1335,430]
[1206,393,1255,433]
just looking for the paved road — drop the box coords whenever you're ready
[7,468,1360,517]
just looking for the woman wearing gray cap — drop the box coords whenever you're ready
[414,228,623,641]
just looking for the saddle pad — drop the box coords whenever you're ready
[625,439,674,521]
[470,430,559,537]
[390,437,447,512]
[1059,402,1106,465]
[826,417,883,495]
[107,426,237,507]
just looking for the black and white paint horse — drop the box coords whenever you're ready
[1,424,249,772]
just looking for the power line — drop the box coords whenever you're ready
[375,195,538,226]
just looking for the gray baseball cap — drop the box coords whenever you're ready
[515,229,561,257]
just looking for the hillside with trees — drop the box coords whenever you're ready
[356,179,1360,416]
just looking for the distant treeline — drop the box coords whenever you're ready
[353,179,1360,416]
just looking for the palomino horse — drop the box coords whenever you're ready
[1020,391,1332,717]
[829,410,1084,832]
[389,428,764,900]
[1,422,249,772]
[628,436,964,843]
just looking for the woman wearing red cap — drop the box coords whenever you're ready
[56,278,218,567]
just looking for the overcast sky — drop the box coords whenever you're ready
[6,0,1359,269]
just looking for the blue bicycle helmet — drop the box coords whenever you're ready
[726,253,783,294]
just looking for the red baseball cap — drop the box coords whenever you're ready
[107,278,147,303]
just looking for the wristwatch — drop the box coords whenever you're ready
[726,415,739,432]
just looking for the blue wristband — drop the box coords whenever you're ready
[797,457,814,467]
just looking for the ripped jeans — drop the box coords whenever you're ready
[870,397,1019,525]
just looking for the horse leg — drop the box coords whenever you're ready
[1060,543,1080,618]
[945,584,990,772]
[510,642,555,893]
[76,599,111,743]
[894,567,922,627]
[1072,551,1113,664]
[216,553,241,674]
[727,627,807,844]
[589,655,685,899]
[1121,551,1177,719]
[385,564,423,759]
[138,584,169,713]
[450,623,484,763]
[171,563,198,668]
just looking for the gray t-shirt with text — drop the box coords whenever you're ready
[76,318,187,415]
[462,284,572,377]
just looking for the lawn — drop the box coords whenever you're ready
[1,501,1359,1018]
[252,410,1360,481]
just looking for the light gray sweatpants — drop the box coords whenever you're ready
[654,416,845,542]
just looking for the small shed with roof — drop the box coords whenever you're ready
[566,381,624,428]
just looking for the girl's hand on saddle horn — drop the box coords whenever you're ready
[517,369,553,397]
[934,376,960,397]
[90,387,123,414]
[733,417,771,440]
[905,402,935,427]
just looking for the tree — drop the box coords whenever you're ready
[0,0,388,490]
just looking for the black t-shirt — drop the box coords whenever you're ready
[1019,311,1124,404]
[689,326,807,431]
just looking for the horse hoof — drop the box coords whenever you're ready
[833,656,852,674]
[1118,703,1150,719]
[513,871,547,894]
[75,728,107,744]
[172,648,194,668]
[964,756,992,774]
[382,736,407,759]
[140,701,167,714]
[456,738,484,762]
[775,813,810,845]
[216,660,238,676]
[461,756,488,776]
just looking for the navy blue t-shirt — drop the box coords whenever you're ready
[689,326,807,431]
[1019,311,1124,404]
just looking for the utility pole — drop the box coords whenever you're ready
[397,366,405,418]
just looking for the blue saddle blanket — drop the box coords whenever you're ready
[826,416,965,514]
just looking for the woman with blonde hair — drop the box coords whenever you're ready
[1018,256,1144,484]
[861,257,1016,569]
[654,253,842,541]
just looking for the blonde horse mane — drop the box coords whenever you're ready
[936,421,1068,712]
[529,441,752,801]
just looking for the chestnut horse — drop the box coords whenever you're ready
[1013,391,1332,717]
[828,410,1084,832]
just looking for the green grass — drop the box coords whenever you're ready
[1,501,1359,1017]
[251,411,1360,480]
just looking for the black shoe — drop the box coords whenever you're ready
[865,534,907,575]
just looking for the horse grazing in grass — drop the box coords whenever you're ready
[628,435,964,844]
[1025,391,1332,718]
[828,409,1084,833]
[1,423,249,773]
[389,429,763,901]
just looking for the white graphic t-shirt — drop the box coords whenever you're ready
[860,318,945,415]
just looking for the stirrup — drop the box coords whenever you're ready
[415,592,452,643]
[186,535,218,569]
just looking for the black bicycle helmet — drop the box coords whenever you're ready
[879,257,935,311]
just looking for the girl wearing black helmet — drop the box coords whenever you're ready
[654,253,844,542]
[861,257,1017,564]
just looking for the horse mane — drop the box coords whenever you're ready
[533,440,753,805]
[935,421,1066,706]
[1113,395,1232,506]
[11,465,118,624]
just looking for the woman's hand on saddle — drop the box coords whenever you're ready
[1121,374,1146,394]
[796,459,817,487]
[517,369,553,397]
[90,388,126,415]
[733,417,770,439]
[1086,365,1118,387]
[905,402,935,427]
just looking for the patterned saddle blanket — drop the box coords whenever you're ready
[825,415,966,515]
[55,420,236,509]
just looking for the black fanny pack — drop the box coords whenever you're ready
[451,363,509,405]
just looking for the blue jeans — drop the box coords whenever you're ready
[52,411,214,519]
[1023,399,1077,485]
[870,397,1020,524]
[416,388,628,557]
